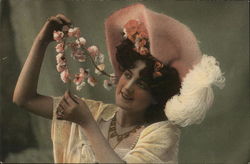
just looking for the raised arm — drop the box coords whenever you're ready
[13,14,71,119]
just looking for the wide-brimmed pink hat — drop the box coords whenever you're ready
[105,3,225,127]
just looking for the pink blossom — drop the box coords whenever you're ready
[69,42,79,50]
[56,62,67,72]
[53,31,64,42]
[82,68,89,77]
[124,19,139,38]
[55,43,64,53]
[71,49,85,62]
[77,55,86,62]
[109,73,117,84]
[87,76,97,87]
[79,68,85,73]
[76,81,86,91]
[103,79,113,91]
[87,45,99,57]
[60,69,70,83]
[73,73,85,85]
[138,47,149,55]
[56,53,65,64]
[76,37,86,47]
[95,64,105,75]
[68,27,81,37]
[153,71,162,78]
[80,68,89,78]
[95,53,105,64]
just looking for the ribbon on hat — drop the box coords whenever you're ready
[165,55,225,127]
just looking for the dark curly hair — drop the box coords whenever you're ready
[116,38,181,124]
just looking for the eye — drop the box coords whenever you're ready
[124,71,132,80]
[136,80,148,90]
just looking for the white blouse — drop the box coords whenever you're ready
[51,96,181,163]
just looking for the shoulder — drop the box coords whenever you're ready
[138,121,181,148]
[123,121,181,163]
[140,121,181,140]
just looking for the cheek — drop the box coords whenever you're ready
[134,90,153,106]
[115,77,125,95]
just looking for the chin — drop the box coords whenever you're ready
[115,93,132,111]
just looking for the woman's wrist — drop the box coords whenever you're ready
[35,34,50,47]
[79,117,97,130]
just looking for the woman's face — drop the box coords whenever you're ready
[115,60,155,113]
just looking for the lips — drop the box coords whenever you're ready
[120,91,133,101]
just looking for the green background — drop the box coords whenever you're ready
[0,0,249,163]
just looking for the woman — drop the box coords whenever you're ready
[13,3,224,163]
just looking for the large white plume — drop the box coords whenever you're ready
[165,55,225,127]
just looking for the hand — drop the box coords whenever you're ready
[56,90,94,127]
[37,14,72,44]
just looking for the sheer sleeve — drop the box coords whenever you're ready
[50,96,106,163]
[50,96,104,140]
[123,121,181,164]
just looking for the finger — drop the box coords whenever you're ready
[56,107,64,118]
[56,14,72,25]
[59,99,68,110]
[56,110,64,117]
[47,16,63,25]
[73,96,82,104]
[57,111,64,117]
[68,90,79,104]
[65,90,79,105]
[56,114,64,120]
[56,105,64,113]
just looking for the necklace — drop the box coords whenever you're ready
[108,113,142,149]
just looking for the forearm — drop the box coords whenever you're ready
[13,36,49,105]
[80,120,126,163]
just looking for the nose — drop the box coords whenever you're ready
[123,78,135,94]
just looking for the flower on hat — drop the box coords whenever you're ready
[123,20,139,41]
[154,61,164,71]
[152,61,164,78]
[138,47,149,55]
[123,19,150,56]
[153,71,162,78]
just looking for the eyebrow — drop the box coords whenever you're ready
[127,69,133,74]
[127,69,146,81]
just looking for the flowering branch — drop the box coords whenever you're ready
[53,25,116,91]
